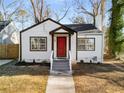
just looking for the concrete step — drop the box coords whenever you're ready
[52,66,69,70]
[53,62,69,66]
[52,68,70,71]
[53,65,69,68]
[52,59,70,71]
[53,60,69,62]
[52,66,70,70]
[52,66,70,69]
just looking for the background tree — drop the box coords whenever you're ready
[100,0,105,30]
[108,0,124,58]
[75,0,101,25]
[29,0,51,23]
[74,0,106,31]
[15,9,28,30]
[0,0,22,21]
[0,12,4,21]
[70,16,86,24]
[53,0,70,22]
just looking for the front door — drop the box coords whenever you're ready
[57,37,66,57]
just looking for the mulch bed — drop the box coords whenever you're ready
[15,62,50,67]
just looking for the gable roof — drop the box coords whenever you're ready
[65,24,97,32]
[20,18,77,33]
[0,21,10,32]
[20,18,101,33]
[49,27,75,34]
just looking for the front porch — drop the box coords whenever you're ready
[49,27,76,74]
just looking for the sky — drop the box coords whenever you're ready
[1,0,112,30]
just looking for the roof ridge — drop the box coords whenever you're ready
[64,24,94,25]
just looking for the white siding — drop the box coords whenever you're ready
[21,20,60,62]
[77,33,103,63]
[20,19,103,63]
[56,29,68,33]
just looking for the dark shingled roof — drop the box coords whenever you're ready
[0,21,10,32]
[65,24,97,32]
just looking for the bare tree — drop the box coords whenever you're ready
[70,15,86,24]
[55,8,70,22]
[53,1,70,22]
[0,0,22,21]
[75,0,102,26]
[29,0,51,23]
[100,0,105,30]
[15,9,28,30]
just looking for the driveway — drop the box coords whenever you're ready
[0,59,12,66]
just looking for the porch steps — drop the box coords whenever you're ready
[52,59,70,71]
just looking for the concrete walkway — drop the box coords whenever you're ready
[0,60,12,66]
[46,73,75,93]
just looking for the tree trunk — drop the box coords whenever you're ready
[108,0,123,58]
[101,0,105,31]
[93,16,96,26]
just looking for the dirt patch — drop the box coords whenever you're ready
[73,60,124,93]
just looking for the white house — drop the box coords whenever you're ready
[0,21,19,44]
[20,18,103,73]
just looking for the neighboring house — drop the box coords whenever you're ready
[20,18,103,73]
[0,21,19,44]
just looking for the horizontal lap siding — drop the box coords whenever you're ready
[77,34,103,63]
[21,20,60,62]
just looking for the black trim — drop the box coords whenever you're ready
[49,27,75,34]
[49,27,61,34]
[52,33,69,34]
[20,32,22,61]
[20,18,77,34]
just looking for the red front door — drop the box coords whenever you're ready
[57,37,66,57]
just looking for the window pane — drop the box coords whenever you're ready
[30,37,47,51]
[78,38,95,51]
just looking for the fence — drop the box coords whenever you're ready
[0,44,19,59]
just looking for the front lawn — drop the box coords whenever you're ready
[0,61,49,93]
[73,59,124,93]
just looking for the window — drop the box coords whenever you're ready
[30,37,47,51]
[77,38,95,51]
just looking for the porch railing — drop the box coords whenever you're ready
[50,51,54,71]
[68,51,72,72]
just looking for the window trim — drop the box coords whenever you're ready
[30,36,47,51]
[77,38,95,51]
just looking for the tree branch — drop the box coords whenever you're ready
[57,7,70,22]
[30,0,38,23]
[76,0,94,17]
